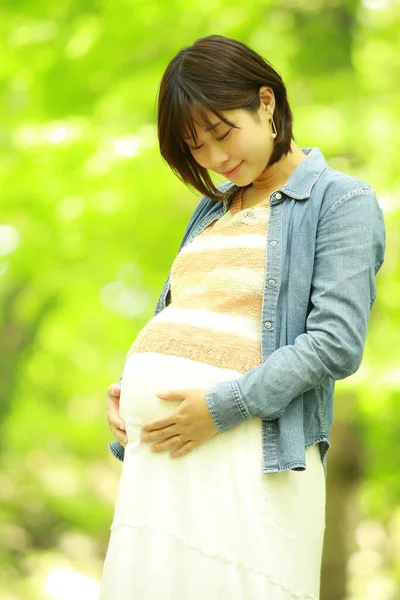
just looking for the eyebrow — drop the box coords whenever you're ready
[183,120,223,140]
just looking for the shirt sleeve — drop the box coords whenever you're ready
[205,187,386,433]
[108,439,125,462]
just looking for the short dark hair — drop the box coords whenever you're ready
[157,35,294,202]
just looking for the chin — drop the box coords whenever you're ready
[231,171,252,186]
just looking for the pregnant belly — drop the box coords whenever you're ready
[119,352,241,443]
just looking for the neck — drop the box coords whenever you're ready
[251,140,306,191]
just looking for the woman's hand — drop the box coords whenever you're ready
[107,383,128,447]
[140,388,220,458]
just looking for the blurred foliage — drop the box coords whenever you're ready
[0,0,399,598]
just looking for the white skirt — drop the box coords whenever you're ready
[100,353,326,600]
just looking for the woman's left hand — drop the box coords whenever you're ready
[140,388,220,458]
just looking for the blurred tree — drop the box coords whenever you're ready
[0,0,399,598]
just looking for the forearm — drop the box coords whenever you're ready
[205,325,365,432]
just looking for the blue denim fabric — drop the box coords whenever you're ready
[109,147,385,476]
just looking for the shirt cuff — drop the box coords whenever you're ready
[108,440,125,462]
[205,380,252,433]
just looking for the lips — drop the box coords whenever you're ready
[221,161,243,176]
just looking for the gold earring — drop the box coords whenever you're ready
[269,113,277,139]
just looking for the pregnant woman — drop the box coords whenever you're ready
[100,35,385,599]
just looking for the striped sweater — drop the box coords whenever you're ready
[126,188,270,374]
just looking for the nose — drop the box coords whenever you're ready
[208,145,230,170]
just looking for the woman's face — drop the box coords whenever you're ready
[184,103,273,185]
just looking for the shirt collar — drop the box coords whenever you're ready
[280,146,328,200]
[222,146,328,208]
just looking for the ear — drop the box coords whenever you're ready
[258,86,275,115]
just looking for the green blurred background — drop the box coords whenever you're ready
[0,0,399,598]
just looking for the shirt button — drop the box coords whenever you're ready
[268,279,276,286]
[275,192,282,200]
[272,209,279,216]
[264,321,272,329]
[270,241,277,247]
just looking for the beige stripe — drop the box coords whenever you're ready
[127,322,262,374]
[170,289,263,321]
[171,246,267,277]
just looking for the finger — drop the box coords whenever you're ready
[108,416,126,437]
[108,383,121,397]
[156,389,186,401]
[150,434,185,454]
[117,419,126,432]
[170,440,196,458]
[118,434,128,448]
[116,437,127,448]
[106,397,125,429]
[141,424,177,443]
[112,419,126,432]
[116,432,127,446]
[107,412,126,431]
[142,414,178,432]
[111,424,128,446]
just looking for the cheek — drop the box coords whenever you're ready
[234,132,259,155]
[191,152,208,167]
[190,149,207,167]
[238,130,270,159]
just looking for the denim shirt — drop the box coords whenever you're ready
[109,147,385,477]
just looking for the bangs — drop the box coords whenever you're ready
[171,85,237,149]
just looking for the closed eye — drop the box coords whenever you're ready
[216,130,231,142]
[190,129,232,151]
